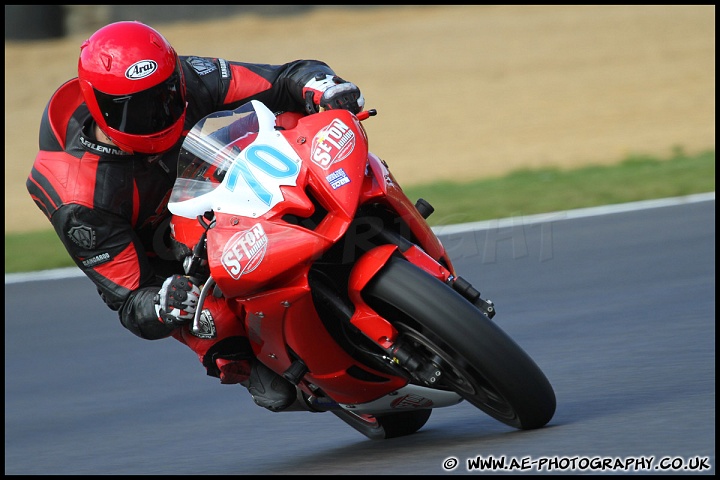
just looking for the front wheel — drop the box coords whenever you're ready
[363,256,556,430]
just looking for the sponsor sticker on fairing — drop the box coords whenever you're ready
[326,168,350,189]
[311,118,355,170]
[221,223,268,280]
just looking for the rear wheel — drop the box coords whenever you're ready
[332,408,432,440]
[363,256,556,430]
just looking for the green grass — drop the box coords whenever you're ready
[4,148,714,274]
[404,148,715,227]
[5,228,73,273]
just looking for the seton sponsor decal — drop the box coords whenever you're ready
[221,223,268,279]
[311,118,355,170]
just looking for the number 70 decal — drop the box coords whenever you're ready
[225,144,301,206]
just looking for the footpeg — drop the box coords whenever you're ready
[283,359,308,385]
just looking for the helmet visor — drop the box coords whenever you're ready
[94,62,185,135]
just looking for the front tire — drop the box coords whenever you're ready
[363,256,556,430]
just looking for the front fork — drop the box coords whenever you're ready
[346,243,495,386]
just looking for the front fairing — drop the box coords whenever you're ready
[168,101,370,296]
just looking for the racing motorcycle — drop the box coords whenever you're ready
[166,100,556,440]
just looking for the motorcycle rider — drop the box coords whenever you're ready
[25,21,365,412]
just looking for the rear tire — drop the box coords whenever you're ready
[332,408,432,440]
[364,256,556,430]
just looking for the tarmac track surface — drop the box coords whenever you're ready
[4,196,715,475]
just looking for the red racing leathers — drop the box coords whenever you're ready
[26,56,341,381]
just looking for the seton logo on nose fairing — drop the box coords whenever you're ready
[311,118,355,170]
[221,223,268,279]
[125,60,158,80]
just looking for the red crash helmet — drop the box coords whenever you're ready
[78,21,187,154]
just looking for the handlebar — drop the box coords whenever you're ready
[356,109,377,121]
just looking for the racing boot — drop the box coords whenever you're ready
[242,359,296,412]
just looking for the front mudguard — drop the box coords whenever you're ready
[346,244,454,350]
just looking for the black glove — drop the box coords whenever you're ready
[303,74,365,115]
[154,274,201,328]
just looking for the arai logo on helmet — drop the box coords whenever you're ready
[125,60,158,80]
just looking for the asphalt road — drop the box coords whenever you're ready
[5,197,715,475]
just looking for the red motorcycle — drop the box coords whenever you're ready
[167,100,556,440]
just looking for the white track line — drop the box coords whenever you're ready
[5,192,714,285]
